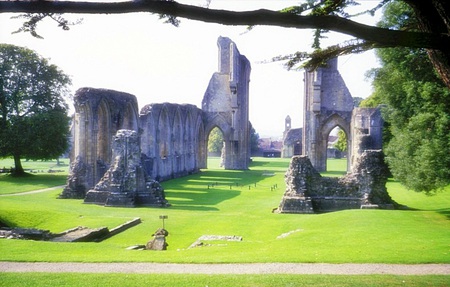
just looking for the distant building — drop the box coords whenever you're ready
[282,116,302,158]
[257,138,282,157]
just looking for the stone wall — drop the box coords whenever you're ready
[139,103,205,181]
[277,150,396,213]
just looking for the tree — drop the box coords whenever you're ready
[207,127,223,154]
[363,2,450,192]
[0,44,71,175]
[334,129,347,152]
[250,127,260,154]
[0,0,449,89]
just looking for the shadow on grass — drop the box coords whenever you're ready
[165,185,241,211]
[162,167,279,211]
[436,209,450,219]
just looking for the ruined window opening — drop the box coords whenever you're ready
[207,127,224,168]
[326,126,348,174]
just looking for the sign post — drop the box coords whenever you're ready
[159,215,168,229]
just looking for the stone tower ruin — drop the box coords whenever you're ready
[302,58,383,172]
[202,36,251,170]
[276,57,388,213]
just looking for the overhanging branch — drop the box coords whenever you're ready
[0,0,449,50]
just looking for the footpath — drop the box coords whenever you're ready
[1,262,449,275]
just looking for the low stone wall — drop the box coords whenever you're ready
[277,150,396,213]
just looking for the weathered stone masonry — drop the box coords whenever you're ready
[60,37,251,206]
[277,150,396,213]
[278,58,388,213]
[303,58,383,172]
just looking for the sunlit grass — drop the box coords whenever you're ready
[1,273,449,287]
[0,158,69,195]
[0,157,448,264]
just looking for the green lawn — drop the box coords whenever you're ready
[0,158,69,195]
[1,273,449,287]
[0,157,448,265]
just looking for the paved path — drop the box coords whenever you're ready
[1,262,449,275]
[0,185,65,196]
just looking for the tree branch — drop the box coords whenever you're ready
[1,0,449,50]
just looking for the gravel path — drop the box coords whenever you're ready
[0,185,65,196]
[1,262,449,275]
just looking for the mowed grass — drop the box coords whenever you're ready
[0,157,449,264]
[0,158,69,195]
[1,273,449,287]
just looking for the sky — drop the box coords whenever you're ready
[0,0,382,138]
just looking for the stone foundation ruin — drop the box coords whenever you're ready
[277,150,396,213]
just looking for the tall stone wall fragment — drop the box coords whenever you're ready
[202,36,251,170]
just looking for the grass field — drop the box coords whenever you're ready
[0,158,69,195]
[1,157,449,286]
[1,273,449,287]
[1,157,448,265]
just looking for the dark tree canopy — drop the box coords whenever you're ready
[250,127,260,154]
[0,44,71,175]
[0,0,449,88]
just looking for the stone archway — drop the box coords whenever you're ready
[302,58,383,172]
[320,114,351,171]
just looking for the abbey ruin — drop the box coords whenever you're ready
[60,37,250,206]
[61,37,389,211]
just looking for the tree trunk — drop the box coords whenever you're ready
[405,0,450,89]
[13,154,25,175]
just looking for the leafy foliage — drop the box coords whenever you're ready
[250,127,260,154]
[12,13,82,39]
[366,2,450,192]
[207,127,223,153]
[0,44,71,175]
[334,129,347,152]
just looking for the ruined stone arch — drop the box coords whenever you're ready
[172,107,183,174]
[320,114,351,171]
[195,117,206,169]
[184,109,195,171]
[95,99,112,183]
[157,106,171,179]
[205,114,231,140]
[122,101,139,131]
